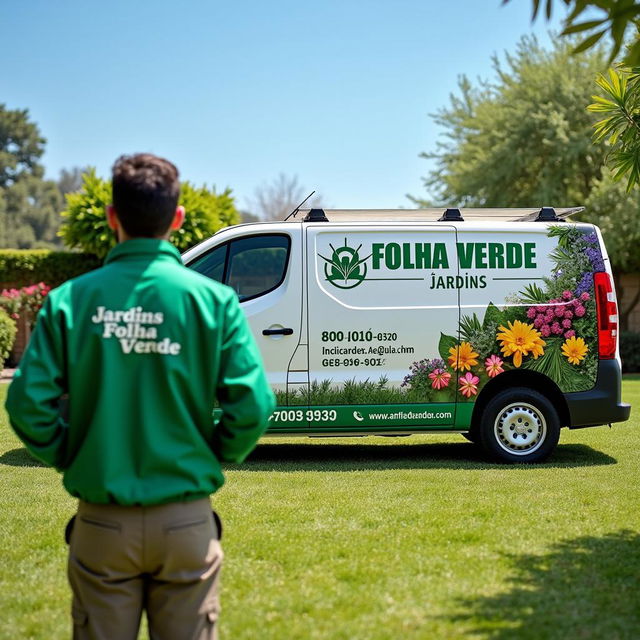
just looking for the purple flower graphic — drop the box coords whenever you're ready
[575,272,593,297]
[585,232,598,244]
[586,246,604,272]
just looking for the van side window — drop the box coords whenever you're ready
[188,244,228,282]
[187,234,290,302]
[227,235,290,301]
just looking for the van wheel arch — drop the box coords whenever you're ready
[469,369,569,440]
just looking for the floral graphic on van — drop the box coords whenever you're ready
[428,368,451,390]
[430,225,600,397]
[400,358,456,401]
[458,372,480,398]
[484,355,504,377]
[318,239,371,289]
[447,342,479,371]
[561,335,589,365]
[496,320,545,367]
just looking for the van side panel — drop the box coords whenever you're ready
[305,225,460,428]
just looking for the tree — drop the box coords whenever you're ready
[503,3,640,194]
[504,0,640,64]
[59,169,113,257]
[414,36,640,327]
[412,37,607,207]
[173,183,239,251]
[60,169,241,258]
[587,66,640,190]
[58,167,88,196]
[0,104,46,188]
[0,189,6,248]
[239,210,261,223]
[0,104,63,249]
[584,169,640,328]
[249,173,323,220]
[3,175,63,248]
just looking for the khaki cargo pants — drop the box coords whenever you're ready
[67,498,222,640]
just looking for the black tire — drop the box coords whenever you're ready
[461,432,477,443]
[478,387,560,463]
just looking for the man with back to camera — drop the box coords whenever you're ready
[5,153,275,639]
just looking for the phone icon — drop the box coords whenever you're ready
[353,411,364,422]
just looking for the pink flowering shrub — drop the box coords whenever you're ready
[0,289,22,320]
[0,282,51,327]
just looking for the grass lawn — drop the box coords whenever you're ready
[1,382,639,639]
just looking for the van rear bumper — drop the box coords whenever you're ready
[565,359,631,428]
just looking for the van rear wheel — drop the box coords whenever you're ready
[478,388,560,463]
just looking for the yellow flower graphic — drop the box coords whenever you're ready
[496,320,546,368]
[561,336,588,365]
[448,341,479,371]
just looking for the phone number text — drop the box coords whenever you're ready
[270,409,338,422]
[321,330,397,343]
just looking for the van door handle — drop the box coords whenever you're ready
[262,328,294,336]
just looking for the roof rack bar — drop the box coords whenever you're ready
[535,207,559,222]
[438,208,464,222]
[295,207,584,223]
[303,208,329,222]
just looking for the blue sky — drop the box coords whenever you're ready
[2,1,565,211]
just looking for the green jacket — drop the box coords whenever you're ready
[5,239,275,505]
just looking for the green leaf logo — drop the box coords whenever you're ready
[318,238,371,289]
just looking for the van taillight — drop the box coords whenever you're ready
[594,272,618,359]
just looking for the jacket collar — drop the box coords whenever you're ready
[104,238,182,265]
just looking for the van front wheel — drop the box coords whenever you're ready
[478,388,560,463]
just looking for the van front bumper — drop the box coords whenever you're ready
[565,359,631,428]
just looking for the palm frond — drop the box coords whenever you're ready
[519,282,548,304]
[459,313,483,342]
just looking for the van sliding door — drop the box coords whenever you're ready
[305,225,459,432]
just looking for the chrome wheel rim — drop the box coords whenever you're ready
[494,402,546,456]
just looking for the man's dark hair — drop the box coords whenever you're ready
[112,153,180,237]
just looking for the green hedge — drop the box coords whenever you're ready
[0,250,101,289]
[0,309,17,369]
[620,331,640,373]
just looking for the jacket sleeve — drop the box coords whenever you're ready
[4,295,69,469]
[211,294,275,463]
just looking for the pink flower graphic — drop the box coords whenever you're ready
[485,355,504,378]
[428,368,451,390]
[459,372,480,398]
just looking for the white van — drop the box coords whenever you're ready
[182,207,631,463]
